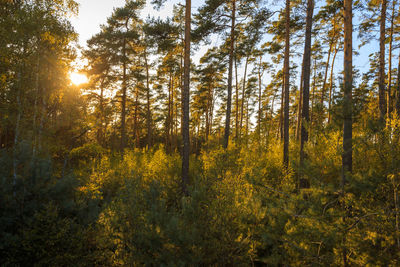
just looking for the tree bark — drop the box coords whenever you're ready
[235,54,239,139]
[310,57,317,136]
[223,0,235,149]
[343,0,353,186]
[379,0,387,122]
[13,71,22,196]
[239,55,249,139]
[328,42,338,124]
[120,25,128,155]
[98,74,107,146]
[387,0,396,118]
[181,0,191,195]
[342,0,353,265]
[280,74,284,141]
[320,36,333,113]
[166,72,172,152]
[299,0,314,189]
[296,60,304,141]
[397,52,400,114]
[258,55,263,138]
[144,46,152,149]
[283,0,290,167]
[134,83,139,148]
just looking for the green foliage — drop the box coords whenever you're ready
[2,0,400,266]
[0,146,94,266]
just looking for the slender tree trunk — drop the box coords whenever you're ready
[240,55,249,139]
[166,73,172,152]
[299,0,314,189]
[328,42,338,124]
[205,103,210,142]
[32,54,40,158]
[280,74,284,141]
[223,0,235,149]
[98,76,106,146]
[397,53,400,114]
[171,76,175,151]
[269,91,276,140]
[37,64,47,152]
[175,96,178,149]
[258,55,263,138]
[134,85,139,148]
[205,84,212,142]
[120,34,127,155]
[144,46,152,149]
[296,60,304,141]
[235,55,239,139]
[13,71,22,196]
[379,0,387,122]
[310,58,317,136]
[171,79,175,151]
[245,99,249,138]
[210,91,215,136]
[387,0,396,118]
[181,0,191,194]
[321,37,333,110]
[283,0,290,167]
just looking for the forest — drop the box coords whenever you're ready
[1,0,400,265]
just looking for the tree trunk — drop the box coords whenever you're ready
[299,0,314,189]
[342,0,353,265]
[205,84,212,142]
[310,58,317,136]
[170,73,174,151]
[120,33,127,155]
[32,49,40,157]
[328,42,339,124]
[280,73,284,141]
[283,0,290,167]
[235,54,239,139]
[397,52,400,114]
[387,0,396,118]
[144,46,152,149]
[296,60,304,141]
[343,0,353,188]
[166,73,172,152]
[134,84,139,148]
[245,99,249,138]
[268,91,276,140]
[181,0,191,195]
[98,75,106,146]
[223,0,235,149]
[258,55,263,138]
[379,0,387,122]
[13,71,22,196]
[240,55,249,139]
[320,37,333,110]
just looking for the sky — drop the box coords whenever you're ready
[69,0,384,86]
[69,0,210,69]
[70,0,175,48]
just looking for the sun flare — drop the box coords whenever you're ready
[70,72,88,85]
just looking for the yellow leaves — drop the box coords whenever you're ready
[0,74,6,85]
[41,31,57,45]
[364,230,378,245]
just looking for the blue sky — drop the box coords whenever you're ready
[70,0,203,48]
[69,0,384,87]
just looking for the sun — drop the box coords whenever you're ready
[70,72,88,85]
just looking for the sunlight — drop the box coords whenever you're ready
[70,72,88,85]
